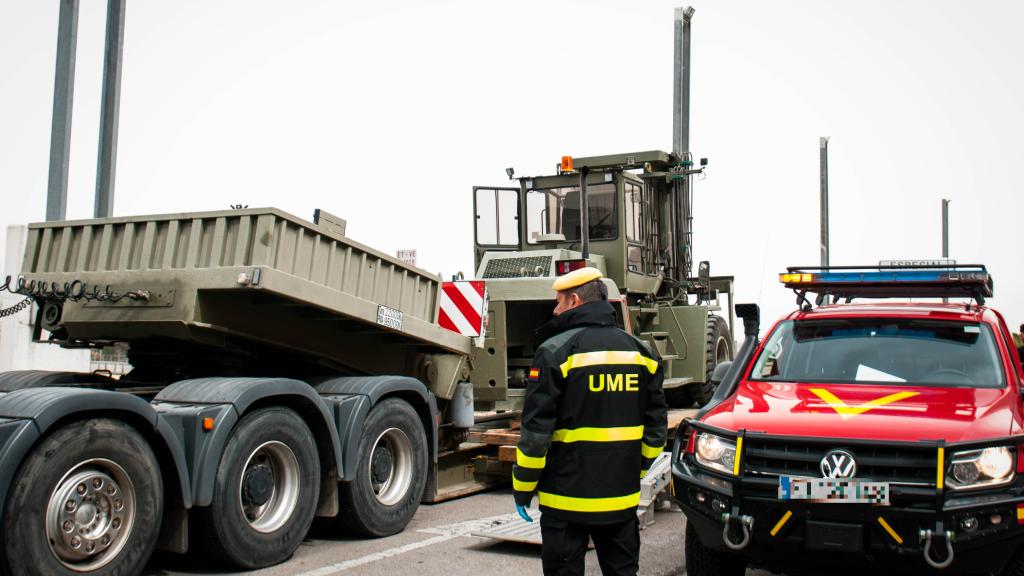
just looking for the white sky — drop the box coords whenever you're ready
[1,0,1022,333]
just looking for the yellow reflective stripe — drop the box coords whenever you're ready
[641,442,664,459]
[877,516,903,544]
[513,477,538,492]
[552,426,644,443]
[733,436,744,476]
[516,448,546,469]
[538,491,641,513]
[937,447,945,490]
[559,351,659,377]
[770,510,792,537]
[640,469,648,479]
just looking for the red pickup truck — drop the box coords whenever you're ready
[673,265,1024,575]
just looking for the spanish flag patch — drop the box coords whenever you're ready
[528,368,540,380]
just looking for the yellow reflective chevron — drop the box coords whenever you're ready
[559,351,659,378]
[552,426,643,443]
[516,448,546,469]
[808,388,919,421]
[641,442,664,459]
[539,491,641,512]
[513,477,538,492]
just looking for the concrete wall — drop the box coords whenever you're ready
[0,225,90,373]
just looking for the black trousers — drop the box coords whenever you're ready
[540,514,640,576]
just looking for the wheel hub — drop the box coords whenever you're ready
[243,464,275,507]
[46,460,134,571]
[371,444,394,484]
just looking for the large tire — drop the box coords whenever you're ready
[685,522,746,576]
[338,398,428,537]
[1,419,163,576]
[664,315,733,408]
[201,407,320,569]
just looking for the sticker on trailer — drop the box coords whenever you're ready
[376,305,404,331]
[439,281,487,344]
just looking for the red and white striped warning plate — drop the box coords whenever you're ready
[439,281,487,337]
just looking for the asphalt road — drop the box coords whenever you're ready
[144,490,930,576]
[144,489,721,576]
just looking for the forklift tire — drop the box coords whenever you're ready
[664,315,732,408]
[695,315,732,407]
[685,523,746,576]
[1,418,163,576]
[338,398,428,537]
[201,407,320,569]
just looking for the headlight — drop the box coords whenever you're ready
[694,432,737,475]
[947,446,1015,490]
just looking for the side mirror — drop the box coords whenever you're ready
[710,361,733,386]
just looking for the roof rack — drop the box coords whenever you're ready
[779,264,993,307]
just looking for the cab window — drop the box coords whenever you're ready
[526,184,617,244]
[475,188,520,246]
[749,319,1006,388]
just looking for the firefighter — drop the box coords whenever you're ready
[512,267,668,576]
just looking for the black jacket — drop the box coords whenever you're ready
[513,300,668,524]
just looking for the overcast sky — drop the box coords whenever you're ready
[1,0,1022,334]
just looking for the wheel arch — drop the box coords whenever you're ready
[154,377,342,509]
[313,376,438,482]
[0,387,191,524]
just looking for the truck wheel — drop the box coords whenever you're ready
[695,315,732,406]
[338,398,428,537]
[685,522,745,576]
[664,315,733,408]
[201,407,320,569]
[1,419,162,576]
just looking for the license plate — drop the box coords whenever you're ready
[778,477,889,505]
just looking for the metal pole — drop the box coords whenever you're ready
[673,7,695,157]
[579,167,590,260]
[95,0,126,218]
[820,137,830,267]
[941,199,950,258]
[47,0,80,221]
[942,198,950,303]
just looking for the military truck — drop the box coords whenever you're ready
[471,149,735,411]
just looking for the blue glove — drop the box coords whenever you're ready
[516,503,533,523]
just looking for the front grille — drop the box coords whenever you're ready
[744,437,938,486]
[482,256,553,279]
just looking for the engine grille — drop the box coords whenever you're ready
[482,256,553,279]
[743,438,939,486]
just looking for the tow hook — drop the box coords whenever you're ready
[721,511,754,551]
[919,528,955,570]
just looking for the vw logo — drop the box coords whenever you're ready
[820,449,857,478]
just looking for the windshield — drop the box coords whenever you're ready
[526,184,617,244]
[750,319,1006,388]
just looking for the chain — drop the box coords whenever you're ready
[0,296,33,319]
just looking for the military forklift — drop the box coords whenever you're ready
[468,10,734,410]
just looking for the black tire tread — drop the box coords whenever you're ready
[664,315,732,408]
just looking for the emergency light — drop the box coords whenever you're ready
[779,264,993,304]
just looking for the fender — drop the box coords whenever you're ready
[154,377,343,507]
[0,370,117,392]
[314,376,439,481]
[0,387,192,521]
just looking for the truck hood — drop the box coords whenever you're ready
[701,380,1021,442]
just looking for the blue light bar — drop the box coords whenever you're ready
[780,264,993,304]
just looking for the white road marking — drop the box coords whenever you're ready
[293,513,522,576]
